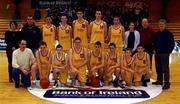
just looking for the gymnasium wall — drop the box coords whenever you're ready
[0,0,179,22]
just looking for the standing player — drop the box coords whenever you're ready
[133,45,151,86]
[120,48,134,87]
[57,15,72,53]
[41,16,56,51]
[69,37,88,86]
[107,16,125,53]
[52,44,68,87]
[104,43,120,86]
[89,41,105,86]
[88,9,107,49]
[72,9,88,48]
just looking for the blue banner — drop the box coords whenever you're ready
[44,89,150,98]
[0,38,7,51]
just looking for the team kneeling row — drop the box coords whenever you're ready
[12,37,151,89]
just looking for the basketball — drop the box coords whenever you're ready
[90,77,100,87]
[40,78,50,89]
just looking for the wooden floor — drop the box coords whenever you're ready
[0,52,180,104]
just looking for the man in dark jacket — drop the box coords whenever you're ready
[21,15,41,55]
[152,19,175,90]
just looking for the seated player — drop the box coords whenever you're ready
[132,45,151,86]
[51,44,68,88]
[88,41,105,87]
[120,48,134,87]
[35,41,52,84]
[69,37,88,86]
[104,43,120,86]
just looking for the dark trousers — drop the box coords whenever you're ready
[155,53,170,85]
[144,47,153,68]
[12,68,31,87]
[6,48,13,82]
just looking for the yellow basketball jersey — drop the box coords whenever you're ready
[73,20,88,47]
[90,50,104,67]
[107,52,118,67]
[90,21,105,44]
[133,52,148,68]
[58,24,71,52]
[42,24,56,50]
[38,49,51,64]
[72,47,86,66]
[109,25,124,48]
[121,54,132,68]
[53,52,66,67]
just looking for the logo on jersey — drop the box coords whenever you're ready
[66,30,70,33]
[100,25,103,29]
[80,54,84,58]
[82,24,85,28]
[50,28,53,32]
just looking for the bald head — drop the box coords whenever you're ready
[141,18,149,29]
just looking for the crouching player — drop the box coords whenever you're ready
[104,43,120,86]
[69,37,88,86]
[133,45,151,86]
[89,41,105,87]
[52,44,68,87]
[120,48,134,87]
[31,41,52,87]
[37,41,52,79]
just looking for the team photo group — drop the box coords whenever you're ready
[5,8,174,91]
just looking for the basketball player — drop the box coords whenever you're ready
[88,41,105,86]
[120,48,134,87]
[41,16,56,51]
[57,15,72,53]
[88,9,107,49]
[72,9,88,48]
[35,41,52,80]
[52,44,68,87]
[69,37,88,86]
[107,16,125,53]
[104,43,120,86]
[132,45,151,86]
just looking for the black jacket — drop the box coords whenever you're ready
[21,23,41,49]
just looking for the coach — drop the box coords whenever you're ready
[152,19,174,90]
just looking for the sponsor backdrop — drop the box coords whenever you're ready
[0,38,7,51]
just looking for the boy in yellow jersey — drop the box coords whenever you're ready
[132,45,151,86]
[41,16,56,51]
[36,41,52,80]
[88,41,105,86]
[107,16,125,53]
[72,9,88,48]
[88,10,107,50]
[52,44,68,88]
[69,37,88,86]
[57,15,72,53]
[120,48,134,87]
[104,43,120,86]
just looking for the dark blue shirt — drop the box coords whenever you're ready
[21,23,41,49]
[154,29,175,54]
